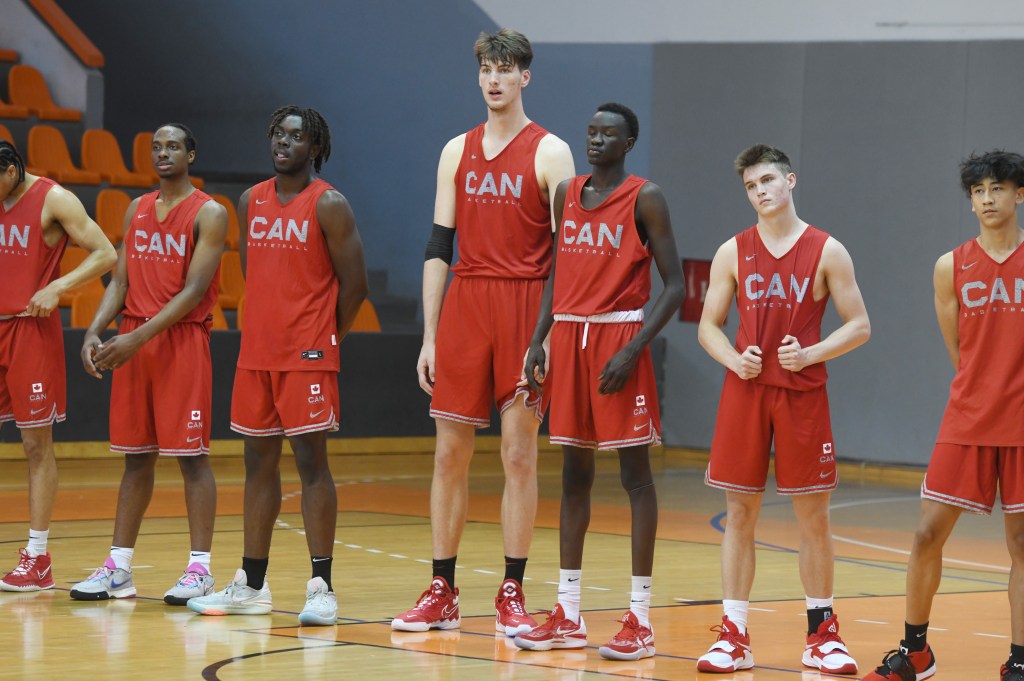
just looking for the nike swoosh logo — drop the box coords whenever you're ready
[110,578,130,589]
[136,214,148,219]
[567,577,579,582]
[962,262,977,270]
[745,254,756,261]
[30,406,47,415]
[819,471,832,479]
[440,604,457,618]
[256,199,268,204]
[568,202,575,208]
[642,584,650,589]
[633,423,649,431]
[309,409,325,419]
[186,435,201,443]
[38,566,51,578]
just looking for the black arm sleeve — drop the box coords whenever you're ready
[424,223,455,265]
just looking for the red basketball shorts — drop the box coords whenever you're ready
[109,318,211,456]
[548,320,660,450]
[707,372,835,495]
[922,443,1024,515]
[230,369,339,438]
[430,276,546,427]
[0,314,66,429]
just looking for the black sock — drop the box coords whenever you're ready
[1008,643,1024,669]
[904,622,928,651]
[311,556,333,592]
[807,606,833,635]
[503,556,527,585]
[241,556,269,591]
[433,556,457,589]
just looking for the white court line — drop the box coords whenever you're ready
[389,554,407,559]
[749,607,775,612]
[855,619,888,625]
[673,598,694,602]
[830,497,918,510]
[831,534,1010,572]
[975,632,1008,638]
[474,569,496,575]
[931,627,947,631]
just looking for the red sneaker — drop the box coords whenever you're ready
[861,643,936,680]
[803,614,857,674]
[599,610,655,661]
[513,603,587,651]
[495,579,537,636]
[390,577,460,632]
[696,615,754,673]
[0,550,54,592]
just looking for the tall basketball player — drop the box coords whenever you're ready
[514,103,684,661]
[0,141,117,592]
[391,29,574,636]
[696,145,870,674]
[188,106,367,626]
[70,124,226,604]
[863,151,1024,681]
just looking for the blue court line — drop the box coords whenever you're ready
[709,511,1008,587]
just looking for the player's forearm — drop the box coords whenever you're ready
[626,279,685,352]
[53,247,116,296]
[698,321,743,372]
[86,281,127,337]
[803,315,871,365]
[421,259,449,343]
[335,277,369,340]
[129,285,209,344]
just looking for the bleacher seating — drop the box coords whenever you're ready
[27,125,100,184]
[81,129,152,187]
[210,193,240,249]
[8,65,81,121]
[0,123,13,144]
[58,246,105,307]
[217,251,245,309]
[95,188,130,245]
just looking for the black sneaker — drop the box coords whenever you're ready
[862,641,936,680]
[1002,660,1024,681]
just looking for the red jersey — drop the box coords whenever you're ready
[0,177,65,316]
[553,174,650,315]
[734,225,830,390]
[123,189,218,324]
[238,178,339,372]
[936,239,1024,445]
[451,122,552,280]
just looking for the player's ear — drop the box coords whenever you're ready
[187,150,196,166]
[520,68,530,88]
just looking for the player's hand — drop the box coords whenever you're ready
[598,343,640,395]
[519,340,548,394]
[417,341,436,395]
[733,345,762,380]
[92,332,143,371]
[24,284,61,317]
[777,335,808,372]
[81,332,104,379]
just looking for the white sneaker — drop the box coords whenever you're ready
[70,560,136,601]
[297,577,337,626]
[164,564,215,605]
[186,568,271,616]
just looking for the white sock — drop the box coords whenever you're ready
[557,569,582,622]
[109,546,134,571]
[806,595,834,610]
[629,575,652,628]
[188,551,211,573]
[723,599,749,634]
[27,529,48,557]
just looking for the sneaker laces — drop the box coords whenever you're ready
[873,649,915,679]
[610,615,644,644]
[709,622,741,644]
[412,583,446,610]
[531,609,569,633]
[497,590,527,616]
[177,571,204,588]
[86,566,113,582]
[8,550,36,577]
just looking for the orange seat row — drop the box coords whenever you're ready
[0,64,80,121]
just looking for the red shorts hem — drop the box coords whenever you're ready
[429,409,490,428]
[705,468,766,495]
[921,482,993,515]
[15,410,65,429]
[777,480,838,496]
[111,443,209,456]
[230,422,285,437]
[499,389,543,422]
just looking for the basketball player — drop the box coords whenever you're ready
[69,124,226,604]
[696,144,870,674]
[187,106,367,626]
[0,141,117,591]
[391,29,574,636]
[513,103,683,661]
[864,151,1024,681]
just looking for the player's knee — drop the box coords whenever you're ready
[912,523,945,553]
[21,436,52,463]
[725,501,759,531]
[177,455,211,481]
[433,446,472,479]
[501,443,536,480]
[619,461,653,493]
[1006,525,1024,561]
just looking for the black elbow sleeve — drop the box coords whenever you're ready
[424,223,455,265]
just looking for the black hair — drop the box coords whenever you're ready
[735,144,792,176]
[0,140,26,186]
[959,150,1024,196]
[158,122,197,154]
[267,106,332,173]
[595,102,639,141]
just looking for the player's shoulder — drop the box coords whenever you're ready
[536,131,571,158]
[441,133,468,158]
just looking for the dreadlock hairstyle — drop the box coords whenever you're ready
[267,105,332,173]
[0,140,26,187]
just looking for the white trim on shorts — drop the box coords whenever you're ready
[776,479,838,496]
[0,412,15,423]
[283,408,339,437]
[499,388,543,422]
[921,480,993,515]
[704,468,766,494]
[16,406,66,429]
[230,422,287,437]
[549,435,600,449]
[429,408,490,428]
[554,310,644,349]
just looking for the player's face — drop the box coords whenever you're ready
[969,177,1024,228]
[0,165,18,203]
[271,115,316,175]
[586,111,634,167]
[152,127,194,179]
[478,60,529,112]
[742,163,796,218]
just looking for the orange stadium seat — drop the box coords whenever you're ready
[95,188,131,245]
[0,93,29,119]
[0,124,13,144]
[210,303,229,330]
[8,65,81,121]
[70,285,113,329]
[0,48,18,62]
[28,125,101,185]
[351,300,382,333]
[210,193,240,250]
[133,131,205,189]
[81,129,153,187]
[58,246,105,306]
[217,251,245,309]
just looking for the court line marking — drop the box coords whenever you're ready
[200,642,350,681]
